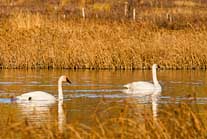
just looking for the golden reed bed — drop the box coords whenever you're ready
[1,100,207,139]
[0,10,206,70]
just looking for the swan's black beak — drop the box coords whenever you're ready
[66,77,72,84]
[157,65,161,71]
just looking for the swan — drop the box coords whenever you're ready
[123,64,161,93]
[16,75,72,101]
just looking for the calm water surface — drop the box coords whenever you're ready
[0,69,207,127]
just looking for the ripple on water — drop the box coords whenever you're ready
[0,81,22,85]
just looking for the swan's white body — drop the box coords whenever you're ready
[16,91,56,101]
[124,64,161,93]
[122,87,161,95]
[16,75,71,101]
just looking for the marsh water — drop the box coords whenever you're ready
[1,69,207,129]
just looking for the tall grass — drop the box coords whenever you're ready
[1,100,207,139]
[0,11,207,69]
[0,0,207,70]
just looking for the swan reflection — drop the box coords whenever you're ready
[16,100,56,123]
[58,100,65,132]
[122,89,161,118]
[16,99,65,131]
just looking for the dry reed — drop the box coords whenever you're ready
[0,1,207,70]
[0,14,207,70]
[0,99,207,139]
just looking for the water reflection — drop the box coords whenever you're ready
[0,98,15,103]
[15,99,65,132]
[16,100,56,124]
[122,89,161,118]
[151,93,160,118]
[58,100,65,132]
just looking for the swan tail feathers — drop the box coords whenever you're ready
[123,84,130,88]
[16,96,20,99]
[16,96,21,100]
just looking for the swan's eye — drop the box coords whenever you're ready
[28,97,32,101]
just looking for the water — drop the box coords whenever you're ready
[0,69,207,129]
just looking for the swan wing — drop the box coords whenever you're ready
[124,81,154,90]
[122,88,161,95]
[16,91,56,101]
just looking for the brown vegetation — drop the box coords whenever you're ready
[1,16,207,69]
[0,0,206,69]
[1,99,207,139]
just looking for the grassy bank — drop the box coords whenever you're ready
[0,15,207,70]
[1,100,207,139]
[0,4,207,70]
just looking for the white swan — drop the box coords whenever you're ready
[16,75,72,101]
[123,64,161,93]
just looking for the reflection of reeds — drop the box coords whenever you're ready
[0,12,207,69]
[0,100,207,138]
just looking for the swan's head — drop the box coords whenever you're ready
[59,75,72,84]
[152,64,159,69]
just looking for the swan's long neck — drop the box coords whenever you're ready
[152,67,159,85]
[58,78,63,100]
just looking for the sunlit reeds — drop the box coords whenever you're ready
[0,0,206,69]
[0,13,207,69]
[9,10,43,29]
[0,99,207,139]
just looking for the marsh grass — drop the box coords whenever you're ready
[0,0,207,69]
[0,14,207,70]
[9,10,43,29]
[1,99,207,139]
